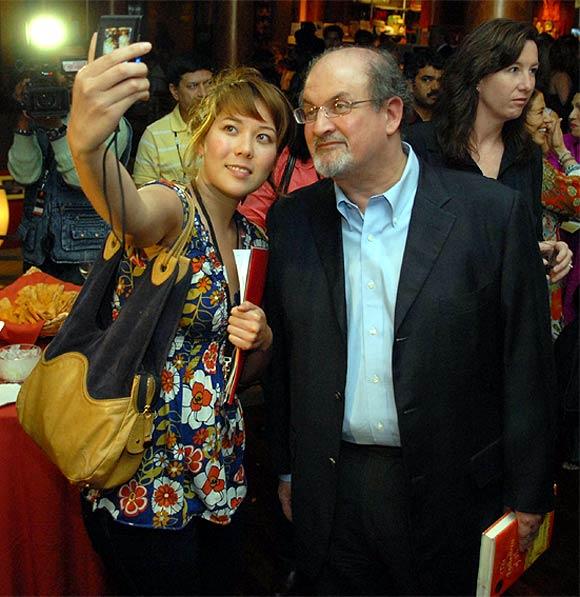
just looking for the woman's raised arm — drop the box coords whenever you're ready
[67,35,182,248]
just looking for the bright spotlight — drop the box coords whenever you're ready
[26,15,67,49]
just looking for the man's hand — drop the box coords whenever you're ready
[278,479,292,521]
[516,511,543,552]
[13,78,30,105]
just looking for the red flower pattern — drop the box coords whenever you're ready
[201,465,225,495]
[118,480,148,517]
[190,382,212,411]
[153,482,180,509]
[191,255,206,273]
[161,368,175,393]
[202,342,219,374]
[95,187,263,530]
[184,446,204,473]
[193,428,209,444]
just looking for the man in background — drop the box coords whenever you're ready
[133,53,213,186]
[8,64,131,283]
[405,49,443,124]
[323,24,344,49]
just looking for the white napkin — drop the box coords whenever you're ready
[0,384,20,407]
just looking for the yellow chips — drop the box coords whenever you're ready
[0,283,78,324]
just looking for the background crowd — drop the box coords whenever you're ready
[4,16,579,596]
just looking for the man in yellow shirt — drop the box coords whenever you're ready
[133,54,213,186]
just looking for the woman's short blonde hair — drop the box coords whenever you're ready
[186,67,294,177]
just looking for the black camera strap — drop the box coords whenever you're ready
[32,144,55,217]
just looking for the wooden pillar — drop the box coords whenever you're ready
[299,0,324,23]
[463,0,534,32]
[430,0,534,34]
[213,0,254,68]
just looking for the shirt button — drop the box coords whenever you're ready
[369,327,377,336]
[371,374,380,384]
[367,234,375,242]
[377,421,384,430]
[367,280,375,290]
[393,217,398,226]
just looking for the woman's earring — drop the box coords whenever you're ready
[476,85,480,93]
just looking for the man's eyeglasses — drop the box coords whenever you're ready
[293,98,376,124]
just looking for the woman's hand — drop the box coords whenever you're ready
[540,240,573,283]
[228,301,273,352]
[68,34,151,157]
[547,116,566,156]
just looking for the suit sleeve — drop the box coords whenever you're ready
[263,203,292,475]
[501,189,557,513]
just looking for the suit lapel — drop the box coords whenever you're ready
[395,163,456,333]
[306,180,347,343]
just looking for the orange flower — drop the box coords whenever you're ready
[191,256,206,274]
[190,382,212,411]
[161,368,175,393]
[118,479,148,517]
[202,465,225,495]
[153,482,179,508]
[196,276,212,294]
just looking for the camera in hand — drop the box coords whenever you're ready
[22,67,70,119]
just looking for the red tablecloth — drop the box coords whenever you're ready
[0,404,112,595]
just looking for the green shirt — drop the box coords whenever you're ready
[133,105,192,187]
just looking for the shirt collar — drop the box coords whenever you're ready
[169,104,188,133]
[335,142,419,225]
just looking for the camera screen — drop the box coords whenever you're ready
[103,27,134,54]
[95,15,142,59]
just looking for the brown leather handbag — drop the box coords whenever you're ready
[17,201,194,489]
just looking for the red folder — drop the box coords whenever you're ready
[225,247,269,405]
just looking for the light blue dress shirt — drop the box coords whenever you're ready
[336,143,419,446]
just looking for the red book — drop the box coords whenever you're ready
[225,247,269,405]
[476,510,554,597]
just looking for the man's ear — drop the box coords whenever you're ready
[169,83,179,102]
[383,96,404,135]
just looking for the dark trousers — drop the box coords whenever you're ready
[317,441,422,596]
[81,499,242,596]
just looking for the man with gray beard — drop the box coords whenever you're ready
[264,46,555,595]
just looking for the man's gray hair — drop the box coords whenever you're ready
[301,46,412,122]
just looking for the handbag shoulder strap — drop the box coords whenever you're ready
[167,185,195,258]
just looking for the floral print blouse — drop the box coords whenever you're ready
[86,183,267,529]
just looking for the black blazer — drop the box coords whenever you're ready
[264,161,556,594]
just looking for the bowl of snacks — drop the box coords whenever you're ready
[0,344,42,382]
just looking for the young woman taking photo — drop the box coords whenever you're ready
[67,38,293,595]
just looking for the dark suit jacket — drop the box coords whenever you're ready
[264,161,556,594]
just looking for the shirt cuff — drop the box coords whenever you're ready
[279,474,291,483]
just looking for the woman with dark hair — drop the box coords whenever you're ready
[407,18,572,283]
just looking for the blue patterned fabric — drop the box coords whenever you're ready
[86,182,267,528]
